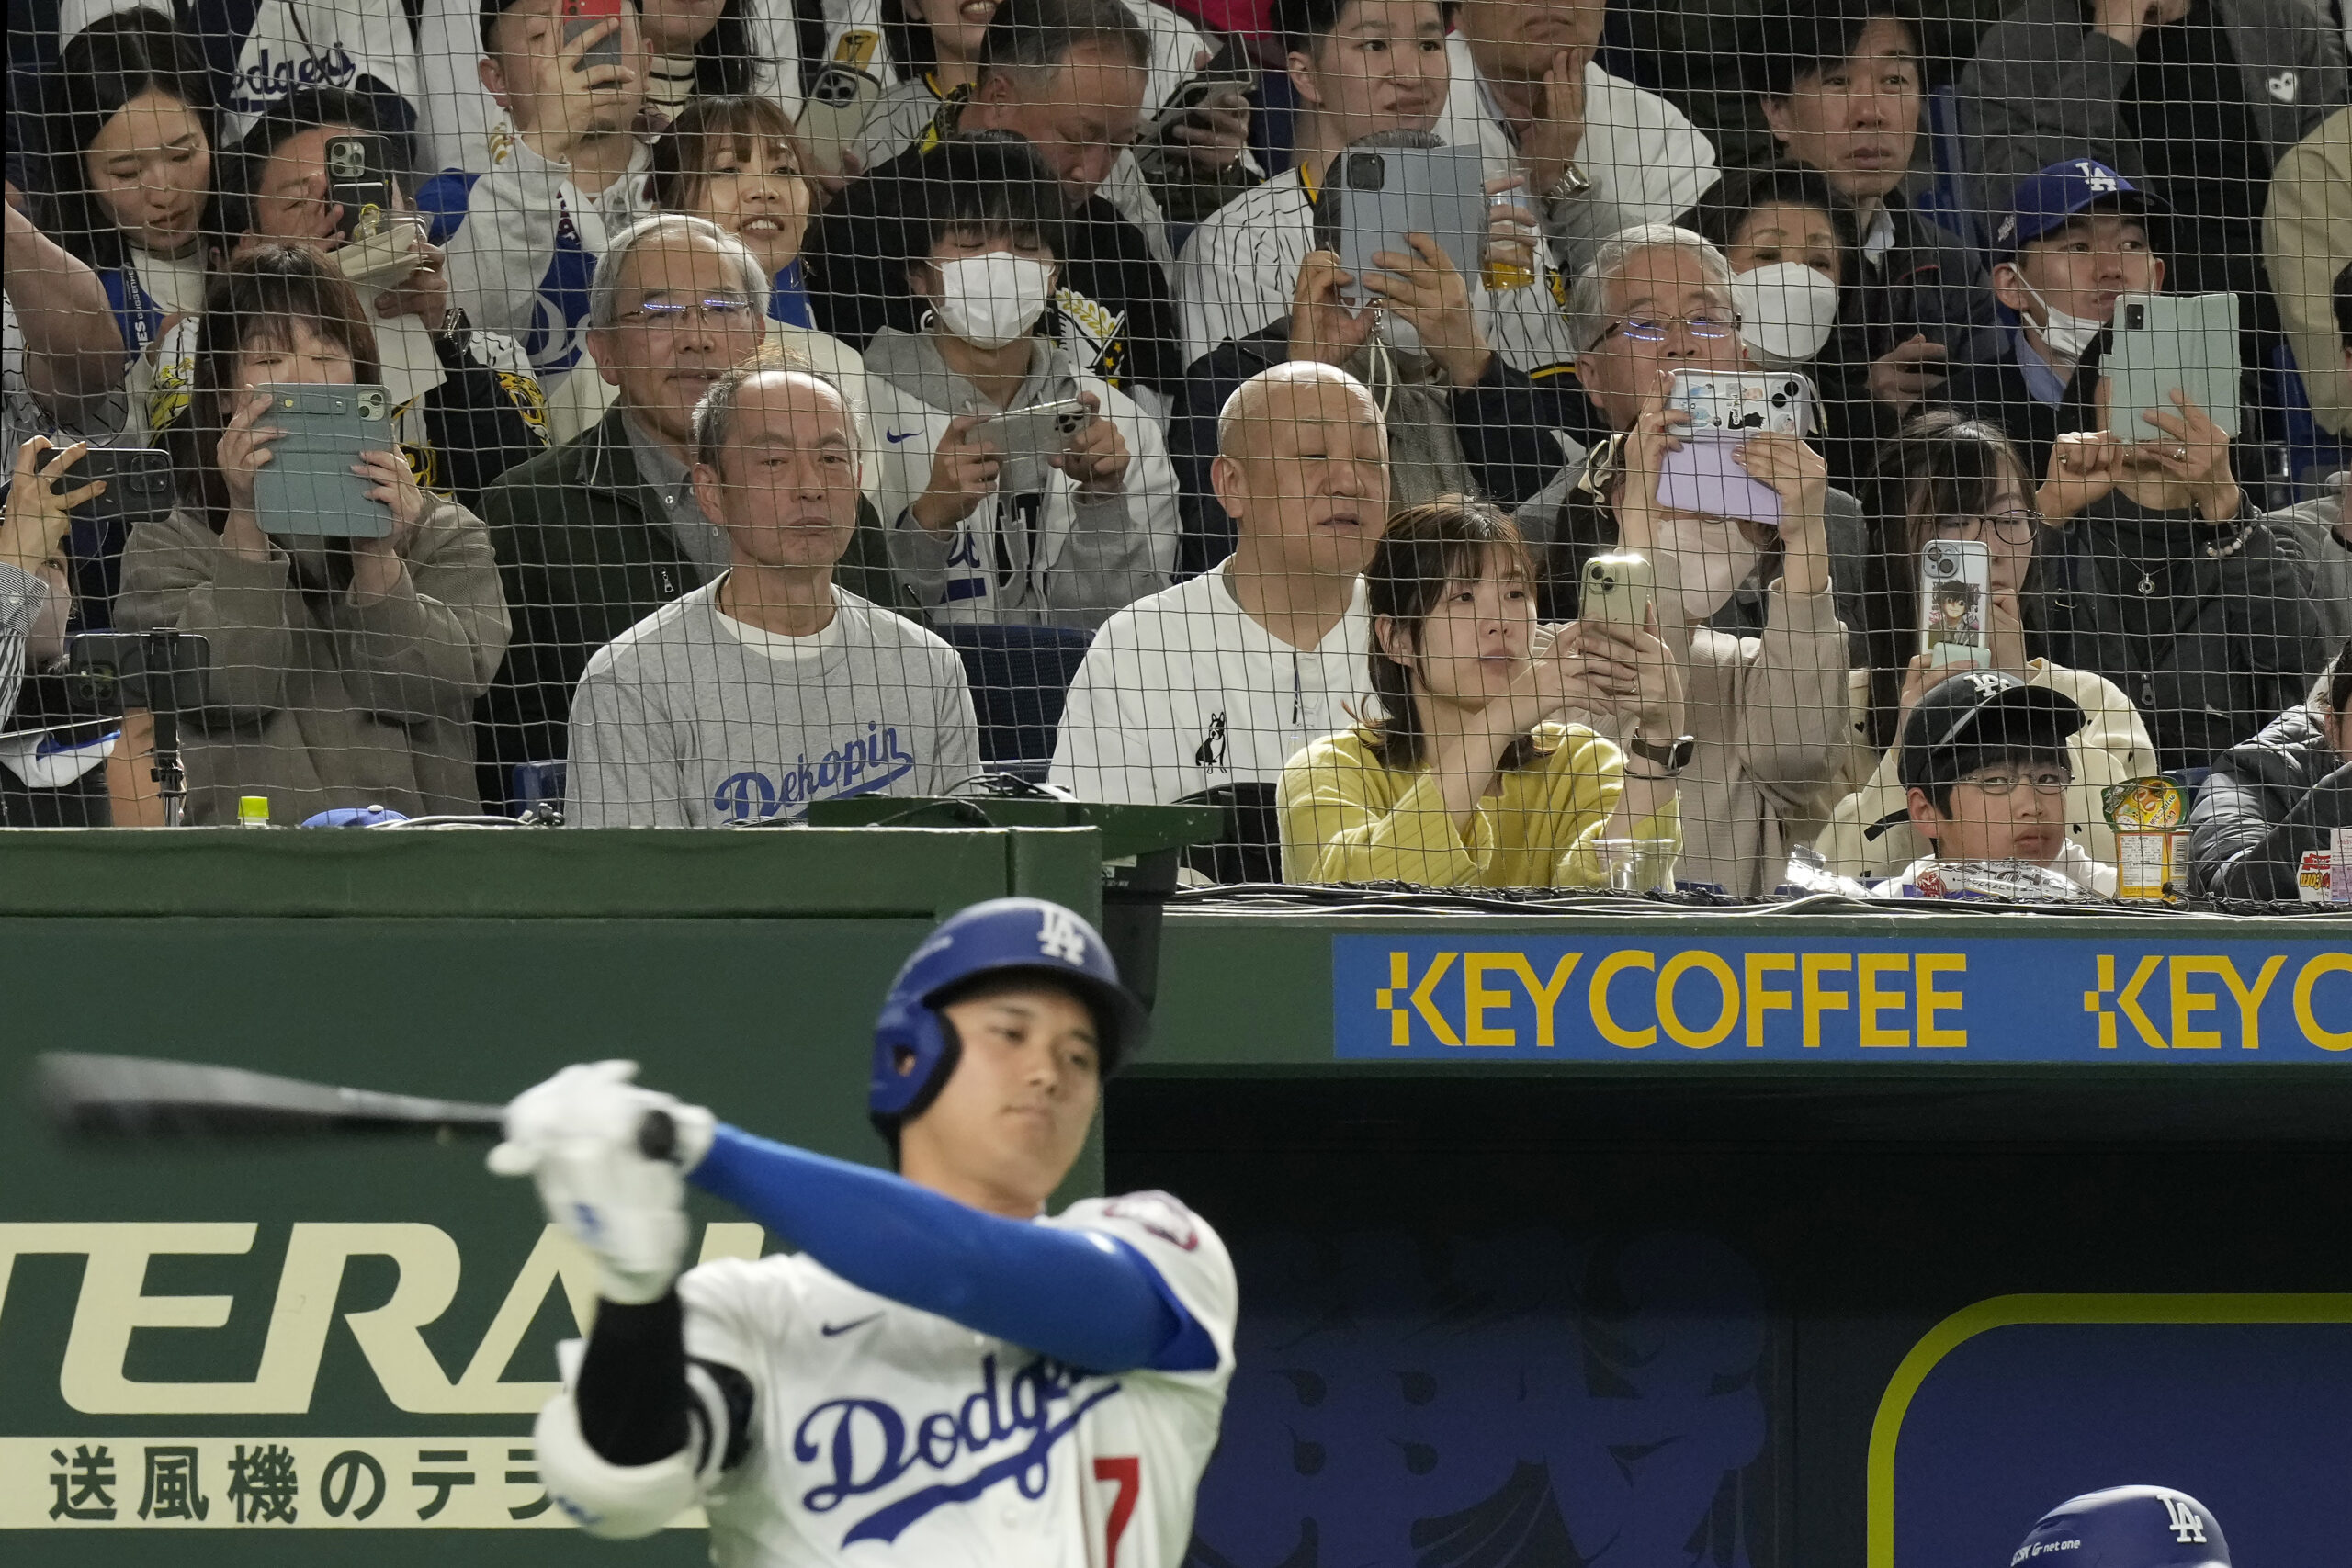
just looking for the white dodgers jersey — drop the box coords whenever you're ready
[677,1191,1236,1564]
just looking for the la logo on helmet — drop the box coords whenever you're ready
[1038,908,1090,964]
[2162,1494,2207,1543]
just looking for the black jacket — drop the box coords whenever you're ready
[2187,705,2352,898]
[1935,335,2100,483]
[1169,323,1578,578]
[804,142,1186,398]
[2044,500,2330,771]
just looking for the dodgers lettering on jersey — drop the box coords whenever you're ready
[712,721,918,822]
[678,1192,1236,1564]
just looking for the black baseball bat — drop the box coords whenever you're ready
[31,1052,681,1157]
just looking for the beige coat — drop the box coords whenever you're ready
[2263,106,2352,437]
[1616,549,1854,896]
[1813,659,2158,882]
[116,501,510,825]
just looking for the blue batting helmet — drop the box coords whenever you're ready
[869,898,1149,1124]
[2007,1486,2231,1568]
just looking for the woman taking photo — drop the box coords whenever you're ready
[1815,409,2154,884]
[113,246,509,825]
[1281,498,1685,888]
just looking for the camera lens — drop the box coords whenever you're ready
[2126,303,2144,330]
[1347,153,1385,191]
[1596,574,1615,592]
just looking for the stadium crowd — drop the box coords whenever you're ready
[3,0,2350,899]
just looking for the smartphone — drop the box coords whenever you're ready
[560,0,625,73]
[51,447,176,531]
[65,629,209,715]
[1580,551,1656,628]
[1920,538,1992,669]
[251,383,395,538]
[796,64,883,179]
[2104,290,2242,443]
[1143,42,1260,146]
[324,133,395,243]
[1655,370,1815,525]
[1314,143,1489,314]
[968,398,1091,467]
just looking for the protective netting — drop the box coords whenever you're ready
[0,0,2346,900]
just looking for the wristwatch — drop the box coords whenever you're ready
[1544,162,1592,204]
[1626,733,1696,775]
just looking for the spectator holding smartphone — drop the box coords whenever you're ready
[1961,0,2346,321]
[1,439,98,735]
[1532,225,1854,896]
[2188,637,2352,899]
[34,10,221,370]
[1816,410,2155,883]
[1279,496,1683,886]
[1939,158,2165,482]
[867,133,1176,630]
[112,246,510,825]
[418,0,650,441]
[127,88,551,522]
[2036,379,2329,771]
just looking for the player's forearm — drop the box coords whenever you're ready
[4,208,128,402]
[691,1124,1185,1371]
[575,1292,691,1464]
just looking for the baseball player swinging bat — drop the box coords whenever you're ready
[40,897,1235,1562]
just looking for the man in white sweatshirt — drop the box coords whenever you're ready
[565,358,980,827]
[418,0,652,439]
[1050,360,1387,808]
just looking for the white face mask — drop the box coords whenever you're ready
[1728,262,1840,369]
[933,253,1054,349]
[2017,278,2104,361]
[1654,510,1763,623]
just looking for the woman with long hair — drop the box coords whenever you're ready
[1815,408,2154,883]
[37,9,221,366]
[113,246,509,824]
[1281,497,1685,887]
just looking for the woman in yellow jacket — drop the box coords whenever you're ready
[1280,498,1688,886]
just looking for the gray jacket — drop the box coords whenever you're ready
[1960,0,2346,213]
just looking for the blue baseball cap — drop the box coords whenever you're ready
[2008,1486,2231,1568]
[1996,159,2155,256]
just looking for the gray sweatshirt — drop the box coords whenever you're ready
[564,578,982,827]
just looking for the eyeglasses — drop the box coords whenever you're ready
[1600,311,1740,345]
[622,295,758,329]
[1933,510,2041,545]
[1955,767,2070,795]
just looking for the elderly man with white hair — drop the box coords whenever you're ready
[565,355,979,826]
[1520,221,1857,895]
[476,214,902,810]
[1051,361,1389,832]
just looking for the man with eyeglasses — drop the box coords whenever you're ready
[1871,669,2117,897]
[477,215,899,810]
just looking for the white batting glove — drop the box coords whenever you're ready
[487,1061,718,1305]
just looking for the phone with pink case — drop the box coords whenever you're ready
[1656,370,1815,525]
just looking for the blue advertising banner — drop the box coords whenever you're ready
[1331,935,2352,1062]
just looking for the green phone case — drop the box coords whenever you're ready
[2105,291,2242,442]
[251,383,393,539]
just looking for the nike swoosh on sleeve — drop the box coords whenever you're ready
[884,429,919,444]
[820,1313,884,1337]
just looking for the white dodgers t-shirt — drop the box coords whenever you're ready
[677,1191,1237,1565]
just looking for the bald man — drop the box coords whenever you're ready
[1051,363,1388,825]
[566,360,979,826]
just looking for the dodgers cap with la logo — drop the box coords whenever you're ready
[2007,1485,2232,1568]
[1996,159,2162,257]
